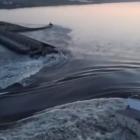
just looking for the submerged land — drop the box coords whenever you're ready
[0,0,140,8]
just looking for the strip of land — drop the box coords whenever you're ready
[0,0,140,9]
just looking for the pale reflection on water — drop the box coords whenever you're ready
[0,2,140,59]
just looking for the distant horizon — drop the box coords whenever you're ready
[0,0,140,9]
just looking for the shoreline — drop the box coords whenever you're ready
[0,0,140,9]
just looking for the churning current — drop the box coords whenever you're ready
[0,2,140,121]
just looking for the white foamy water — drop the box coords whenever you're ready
[0,25,71,89]
[0,54,61,89]
[0,98,138,140]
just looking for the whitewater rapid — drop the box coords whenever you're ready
[0,25,71,89]
[0,98,139,140]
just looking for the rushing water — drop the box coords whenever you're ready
[0,2,140,122]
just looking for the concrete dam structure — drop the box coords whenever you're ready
[0,22,57,56]
[0,21,53,32]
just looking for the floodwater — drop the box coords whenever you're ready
[0,2,140,122]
